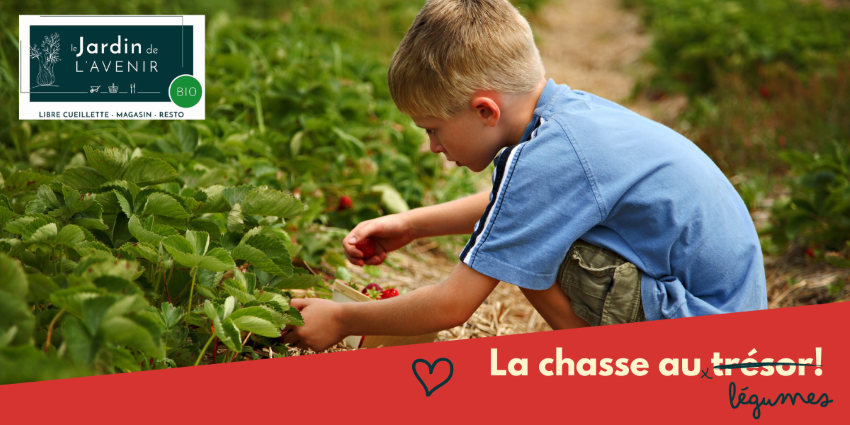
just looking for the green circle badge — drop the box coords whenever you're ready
[168,75,203,108]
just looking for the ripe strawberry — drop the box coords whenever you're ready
[381,288,399,299]
[338,196,353,211]
[759,85,770,99]
[355,238,377,259]
[362,283,383,295]
[805,248,815,259]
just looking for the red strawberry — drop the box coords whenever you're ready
[381,288,399,299]
[355,238,377,259]
[338,196,353,211]
[759,85,770,99]
[362,283,383,295]
[805,248,815,259]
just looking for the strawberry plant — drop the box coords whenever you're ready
[0,0,506,384]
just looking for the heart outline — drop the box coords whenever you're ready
[412,358,453,397]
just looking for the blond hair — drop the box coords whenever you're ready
[388,0,545,119]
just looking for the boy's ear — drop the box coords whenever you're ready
[471,96,500,127]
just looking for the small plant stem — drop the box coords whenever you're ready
[212,338,219,364]
[163,268,173,304]
[230,332,252,362]
[43,309,65,353]
[194,334,216,366]
[184,267,198,328]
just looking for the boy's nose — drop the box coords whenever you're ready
[430,140,445,154]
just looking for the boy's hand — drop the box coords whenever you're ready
[282,298,346,352]
[344,213,415,266]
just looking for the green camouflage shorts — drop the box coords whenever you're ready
[557,240,646,326]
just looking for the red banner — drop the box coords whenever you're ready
[2,302,847,423]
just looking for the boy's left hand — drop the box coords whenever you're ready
[282,298,346,352]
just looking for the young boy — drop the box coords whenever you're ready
[283,0,767,351]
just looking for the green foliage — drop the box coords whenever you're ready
[0,0,552,383]
[769,143,850,257]
[625,0,850,96]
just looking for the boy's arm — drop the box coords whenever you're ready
[284,262,499,351]
[405,190,490,239]
[345,190,490,266]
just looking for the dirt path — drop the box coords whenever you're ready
[533,0,686,123]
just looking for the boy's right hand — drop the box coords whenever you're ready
[344,213,415,267]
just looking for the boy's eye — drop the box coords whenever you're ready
[425,129,435,136]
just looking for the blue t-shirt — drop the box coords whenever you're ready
[459,79,767,320]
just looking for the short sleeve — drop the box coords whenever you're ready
[459,119,604,290]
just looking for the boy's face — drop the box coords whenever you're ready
[411,102,507,173]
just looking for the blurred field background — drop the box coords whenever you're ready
[0,0,847,355]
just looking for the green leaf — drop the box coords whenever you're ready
[107,345,141,372]
[223,279,255,304]
[4,215,38,235]
[142,193,190,219]
[232,243,287,276]
[70,200,108,231]
[159,302,184,329]
[113,190,134,217]
[22,219,57,244]
[372,184,410,214]
[230,307,280,337]
[25,185,62,214]
[161,235,202,268]
[118,242,160,263]
[101,315,164,359]
[238,231,292,277]
[222,296,236,320]
[81,296,117,335]
[0,254,28,298]
[242,188,306,218]
[74,241,114,257]
[121,157,178,187]
[27,273,60,302]
[84,146,128,181]
[63,186,98,215]
[226,203,245,232]
[198,248,235,272]
[2,170,54,198]
[56,167,108,191]
[0,296,35,347]
[223,185,255,208]
[56,225,86,247]
[185,230,210,256]
[172,122,199,153]
[92,276,142,295]
[218,318,241,351]
[195,185,230,214]
[0,206,14,230]
[271,274,324,290]
[335,266,351,283]
[63,316,100,365]
[49,286,103,318]
[128,215,163,245]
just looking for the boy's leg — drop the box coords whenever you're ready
[557,240,646,326]
[519,284,590,330]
